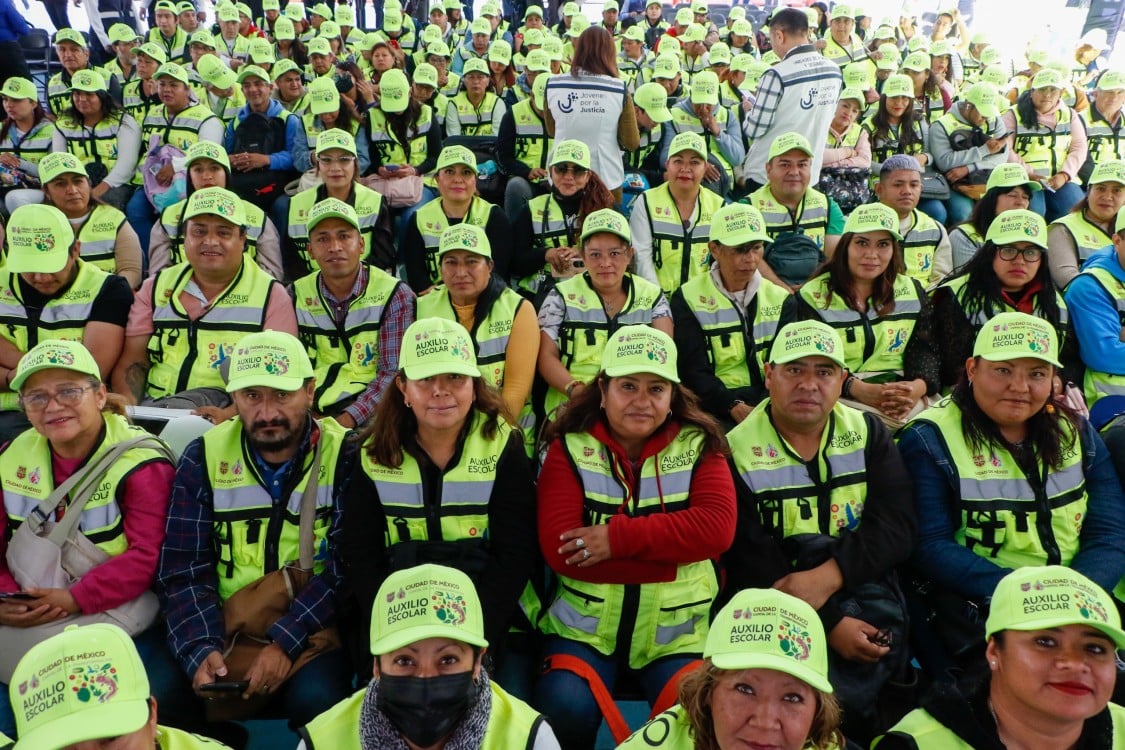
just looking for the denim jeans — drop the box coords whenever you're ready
[1030,181,1085,222]
[917,197,948,226]
[945,192,975,227]
[126,189,158,273]
[532,637,698,750]
[141,633,353,731]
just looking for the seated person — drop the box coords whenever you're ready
[112,188,297,415]
[223,65,303,211]
[1048,160,1125,289]
[741,133,845,290]
[874,154,951,285]
[659,71,745,196]
[497,69,553,222]
[948,163,1041,273]
[0,205,132,441]
[147,331,356,730]
[725,319,915,743]
[897,313,1125,677]
[670,202,790,427]
[294,198,415,428]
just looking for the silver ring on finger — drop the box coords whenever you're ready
[262,685,270,693]
[574,537,585,549]
[582,549,591,560]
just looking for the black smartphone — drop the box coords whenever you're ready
[198,681,250,694]
[0,592,35,601]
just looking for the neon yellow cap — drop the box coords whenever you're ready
[550,140,591,169]
[226,331,314,392]
[769,320,847,368]
[399,318,481,380]
[307,196,360,233]
[985,566,1125,648]
[581,208,630,244]
[370,564,488,655]
[182,187,247,226]
[844,202,902,240]
[972,311,1060,367]
[5,204,74,274]
[438,223,491,260]
[985,208,1048,250]
[710,202,771,246]
[601,325,679,382]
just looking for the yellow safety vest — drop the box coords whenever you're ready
[626,124,662,171]
[137,103,220,182]
[822,35,868,67]
[1015,105,1076,181]
[747,185,831,250]
[514,192,574,298]
[55,114,128,182]
[66,204,126,274]
[415,197,494,287]
[2,119,57,173]
[669,105,734,183]
[360,410,511,545]
[449,91,501,135]
[899,208,944,283]
[509,99,552,173]
[643,183,724,294]
[616,706,696,750]
[145,259,278,399]
[0,260,112,410]
[1052,211,1113,267]
[122,79,158,124]
[0,413,172,557]
[293,264,401,413]
[862,115,925,164]
[300,681,546,750]
[159,197,266,267]
[827,121,863,149]
[286,185,385,277]
[546,272,664,415]
[799,272,924,381]
[1080,107,1125,167]
[367,104,434,169]
[147,27,187,62]
[729,400,870,538]
[47,66,109,117]
[909,397,1086,569]
[878,703,1125,749]
[939,274,1069,335]
[203,417,347,601]
[543,428,717,668]
[678,270,789,390]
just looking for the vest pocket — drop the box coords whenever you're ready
[963,510,1007,559]
[654,570,716,650]
[548,581,607,644]
[232,518,266,568]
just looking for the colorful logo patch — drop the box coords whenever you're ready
[69,662,119,704]
[432,589,468,625]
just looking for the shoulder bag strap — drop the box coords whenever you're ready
[297,428,324,570]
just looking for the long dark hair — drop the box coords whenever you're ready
[951,361,1077,470]
[964,186,1029,241]
[320,102,357,137]
[360,375,508,467]
[810,232,905,315]
[384,99,426,162]
[0,100,48,146]
[951,240,1063,328]
[568,169,616,237]
[61,91,124,128]
[1015,89,1049,130]
[544,371,729,456]
[571,26,619,78]
[868,96,924,158]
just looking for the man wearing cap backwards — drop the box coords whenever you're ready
[297,565,558,750]
[222,64,301,210]
[294,198,415,428]
[0,204,133,438]
[618,589,844,750]
[631,132,724,295]
[670,203,790,427]
[725,319,916,742]
[48,31,111,119]
[146,0,189,63]
[149,329,354,728]
[113,187,297,415]
[879,566,1125,750]
[9,624,232,749]
[125,62,224,259]
[1080,70,1125,182]
[874,154,951,285]
[661,70,745,196]
[742,132,845,288]
[741,8,842,192]
[929,80,1011,226]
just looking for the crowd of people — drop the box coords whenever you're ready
[0,0,1124,749]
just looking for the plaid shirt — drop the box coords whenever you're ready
[338,278,416,427]
[157,419,357,676]
[742,44,818,142]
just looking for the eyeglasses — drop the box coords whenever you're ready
[552,164,588,176]
[317,155,356,165]
[996,245,1043,262]
[20,385,94,412]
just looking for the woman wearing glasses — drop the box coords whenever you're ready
[0,340,175,733]
[932,209,1081,391]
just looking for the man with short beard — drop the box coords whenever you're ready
[149,330,356,730]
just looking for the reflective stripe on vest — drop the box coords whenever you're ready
[900,209,944,282]
[73,205,127,273]
[510,99,552,172]
[729,401,869,537]
[515,192,574,297]
[626,124,661,171]
[1052,211,1113,265]
[294,265,399,412]
[138,103,219,182]
[939,274,1069,332]
[0,414,171,556]
[450,92,500,135]
[910,397,1085,569]
[545,427,716,668]
[644,183,724,294]
[748,185,830,249]
[367,105,433,169]
[203,418,346,601]
[145,260,276,398]
[862,116,925,163]
[3,120,56,168]
[546,272,665,416]
[361,411,510,545]
[286,185,385,277]
[799,272,923,378]
[678,270,788,390]
[416,197,494,286]
[1081,107,1125,166]
[56,115,126,180]
[1015,106,1074,179]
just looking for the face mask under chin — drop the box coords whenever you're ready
[376,670,480,747]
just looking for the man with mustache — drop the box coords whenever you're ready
[146,330,356,730]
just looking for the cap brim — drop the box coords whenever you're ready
[307,211,360,233]
[770,349,847,369]
[978,350,1061,368]
[402,362,481,380]
[670,146,707,159]
[709,651,833,693]
[580,227,630,245]
[10,359,96,391]
[14,698,149,750]
[603,362,680,383]
[647,107,673,123]
[226,373,308,393]
[6,248,69,276]
[372,624,489,656]
[992,618,1125,650]
[713,230,770,247]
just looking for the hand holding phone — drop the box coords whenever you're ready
[0,592,34,601]
[198,681,250,695]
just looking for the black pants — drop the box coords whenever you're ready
[44,0,71,30]
[0,41,30,88]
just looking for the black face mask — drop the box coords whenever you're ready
[376,671,479,747]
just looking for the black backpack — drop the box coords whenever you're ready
[229,112,290,208]
[764,232,825,287]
